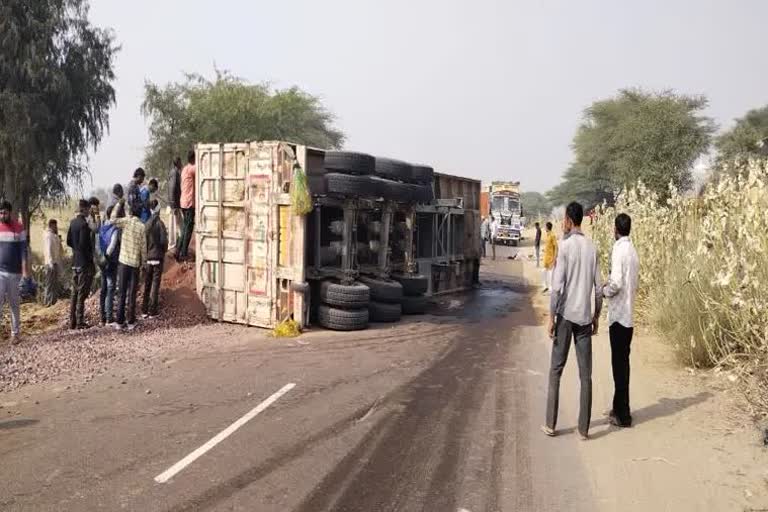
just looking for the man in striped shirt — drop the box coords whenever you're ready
[0,201,28,344]
[108,205,146,331]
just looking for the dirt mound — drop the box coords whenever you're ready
[161,253,196,290]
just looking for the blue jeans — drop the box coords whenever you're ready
[100,266,117,324]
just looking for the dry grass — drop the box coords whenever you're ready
[593,160,768,418]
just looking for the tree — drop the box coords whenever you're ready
[520,191,552,219]
[0,0,117,232]
[714,106,768,170]
[547,164,615,211]
[550,89,715,206]
[141,71,345,175]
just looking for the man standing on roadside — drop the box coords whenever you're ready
[67,200,95,330]
[542,221,558,292]
[542,201,602,440]
[140,178,159,223]
[126,167,146,219]
[97,203,124,326]
[480,216,490,258]
[167,157,183,253]
[142,200,168,319]
[0,201,28,344]
[534,222,542,267]
[602,213,639,428]
[109,205,146,331]
[177,150,196,262]
[489,215,499,261]
[42,219,63,307]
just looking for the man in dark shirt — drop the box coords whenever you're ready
[534,222,542,267]
[167,157,182,252]
[67,200,95,329]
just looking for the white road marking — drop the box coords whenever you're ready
[154,383,296,484]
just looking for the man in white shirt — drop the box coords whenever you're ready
[489,216,500,260]
[42,219,63,306]
[542,202,602,440]
[602,213,639,428]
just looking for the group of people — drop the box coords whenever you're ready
[537,202,639,439]
[0,151,198,343]
[479,215,501,260]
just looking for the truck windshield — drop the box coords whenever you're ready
[491,196,520,212]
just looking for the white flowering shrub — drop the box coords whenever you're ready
[594,160,768,413]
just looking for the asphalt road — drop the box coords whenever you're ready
[0,249,593,512]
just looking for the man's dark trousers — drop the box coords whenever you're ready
[546,316,593,436]
[116,263,139,325]
[69,265,94,328]
[610,322,633,426]
[142,262,163,317]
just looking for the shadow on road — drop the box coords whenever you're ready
[558,391,713,440]
[0,418,39,431]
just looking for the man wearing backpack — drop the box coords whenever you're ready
[97,203,124,325]
[142,200,168,318]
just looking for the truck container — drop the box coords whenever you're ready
[195,141,480,330]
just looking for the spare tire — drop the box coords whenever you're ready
[369,301,402,323]
[401,295,428,315]
[324,151,375,175]
[326,173,380,198]
[392,274,429,296]
[320,281,370,308]
[412,184,434,204]
[307,175,327,196]
[382,180,412,203]
[358,276,403,304]
[318,305,369,331]
[411,165,434,185]
[374,158,412,182]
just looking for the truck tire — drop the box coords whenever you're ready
[374,158,412,182]
[410,165,434,185]
[318,304,369,331]
[324,151,375,175]
[401,295,428,315]
[319,246,340,266]
[411,184,433,203]
[307,175,326,195]
[320,281,370,308]
[358,276,403,304]
[385,180,412,202]
[326,173,380,198]
[369,301,402,323]
[392,274,429,296]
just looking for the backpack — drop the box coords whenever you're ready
[97,224,117,268]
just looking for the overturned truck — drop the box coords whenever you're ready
[195,141,481,331]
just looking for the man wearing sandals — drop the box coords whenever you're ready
[542,201,602,440]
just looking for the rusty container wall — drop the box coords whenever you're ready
[434,172,481,210]
[195,141,309,329]
[480,191,489,218]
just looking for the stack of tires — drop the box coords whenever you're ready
[309,151,381,198]
[307,150,435,204]
[317,280,371,331]
[392,274,429,315]
[372,158,434,204]
[359,276,404,323]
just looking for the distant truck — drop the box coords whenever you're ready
[481,181,523,246]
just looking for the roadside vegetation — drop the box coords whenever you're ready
[592,161,768,418]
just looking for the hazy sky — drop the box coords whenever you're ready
[87,0,768,193]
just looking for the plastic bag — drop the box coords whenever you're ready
[291,163,313,216]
